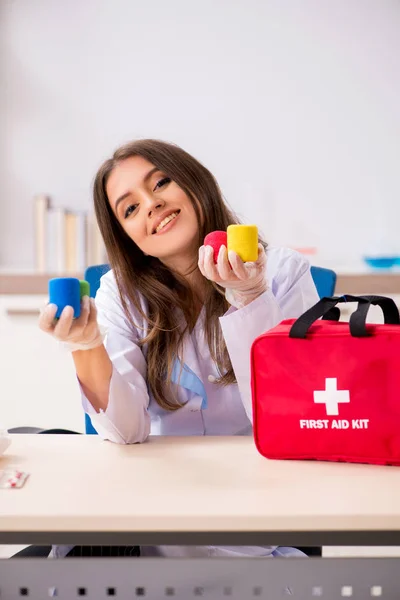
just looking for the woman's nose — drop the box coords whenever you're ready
[148,199,165,217]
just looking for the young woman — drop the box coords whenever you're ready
[39,139,319,559]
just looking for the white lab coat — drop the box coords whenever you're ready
[51,246,319,559]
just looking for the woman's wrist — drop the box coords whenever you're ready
[62,326,107,352]
[225,282,267,309]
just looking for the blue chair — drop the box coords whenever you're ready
[86,265,336,300]
[84,265,110,434]
[85,263,111,298]
[83,263,336,433]
[86,265,336,304]
[310,266,336,298]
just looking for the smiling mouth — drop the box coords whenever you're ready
[153,210,181,234]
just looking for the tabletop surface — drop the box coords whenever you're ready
[1,434,400,534]
[2,271,400,295]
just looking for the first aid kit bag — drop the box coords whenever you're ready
[251,294,400,466]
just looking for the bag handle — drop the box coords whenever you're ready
[289,295,362,339]
[349,295,400,337]
[289,295,400,339]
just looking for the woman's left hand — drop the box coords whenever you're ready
[198,243,268,308]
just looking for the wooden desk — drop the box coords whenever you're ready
[1,434,400,546]
[335,272,400,295]
[2,271,400,296]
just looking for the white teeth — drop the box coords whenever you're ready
[155,211,179,233]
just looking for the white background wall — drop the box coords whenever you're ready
[1,0,400,268]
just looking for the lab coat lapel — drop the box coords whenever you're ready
[170,319,208,410]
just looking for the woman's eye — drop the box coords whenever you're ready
[154,177,171,191]
[124,204,138,219]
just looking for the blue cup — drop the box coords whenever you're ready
[48,278,81,319]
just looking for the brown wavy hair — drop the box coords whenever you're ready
[93,139,267,411]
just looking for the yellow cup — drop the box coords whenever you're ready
[227,224,258,262]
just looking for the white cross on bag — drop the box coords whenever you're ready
[313,378,350,416]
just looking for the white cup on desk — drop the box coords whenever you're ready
[0,428,11,457]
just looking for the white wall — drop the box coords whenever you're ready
[1,0,400,268]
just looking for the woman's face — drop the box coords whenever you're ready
[107,156,200,268]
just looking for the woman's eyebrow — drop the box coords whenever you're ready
[143,166,160,183]
[114,191,131,213]
[114,167,160,212]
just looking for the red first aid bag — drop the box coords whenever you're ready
[251,295,400,466]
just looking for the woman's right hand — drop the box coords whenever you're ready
[38,296,105,352]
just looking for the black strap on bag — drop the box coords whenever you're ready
[289,295,364,339]
[289,295,400,339]
[349,295,400,337]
